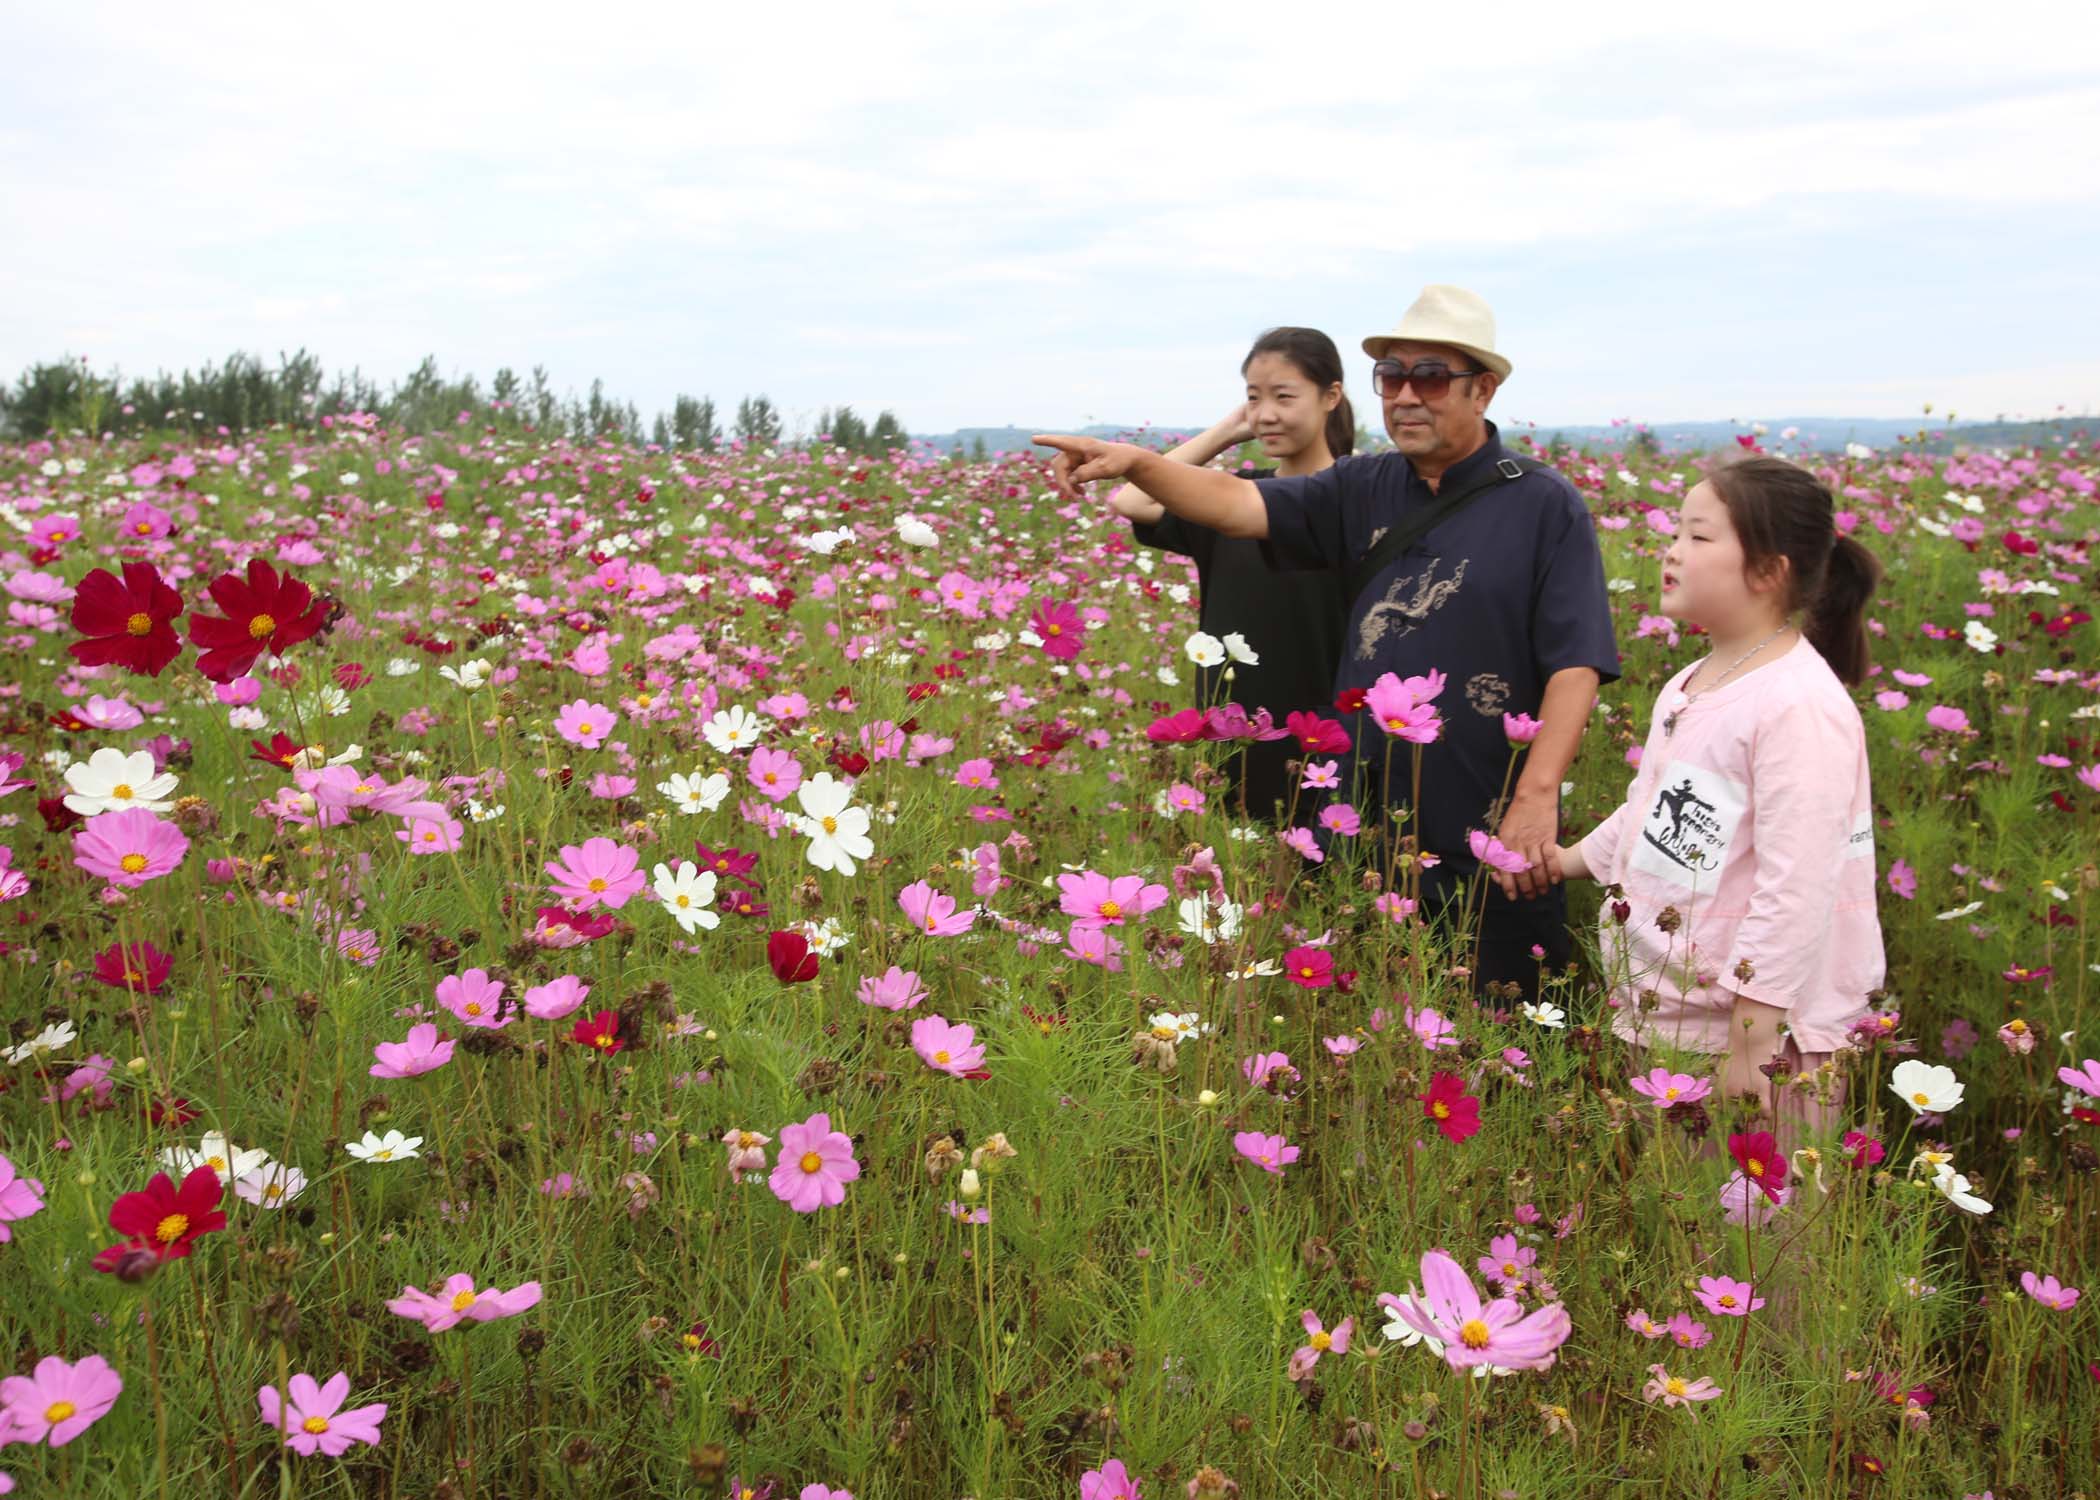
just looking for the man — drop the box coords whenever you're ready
[1036,285,1619,1001]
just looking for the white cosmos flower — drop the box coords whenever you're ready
[658,771,731,815]
[1145,1011,1206,1041]
[227,706,269,731]
[652,860,721,933]
[161,1132,270,1185]
[1176,893,1244,944]
[4,1019,77,1065]
[1934,900,1983,921]
[701,705,767,755]
[1155,666,1179,686]
[1221,632,1259,666]
[1890,1059,1965,1114]
[345,1129,424,1163]
[799,527,855,555]
[385,657,423,677]
[896,516,938,548]
[289,742,361,772]
[1930,1162,1992,1215]
[439,659,492,692]
[465,799,507,822]
[1379,1293,1445,1353]
[1520,1001,1567,1029]
[62,747,179,815]
[297,685,352,719]
[1183,631,1226,667]
[791,772,874,876]
[234,1162,308,1208]
[1229,958,1282,978]
[1963,621,1999,654]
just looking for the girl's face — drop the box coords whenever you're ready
[1243,352,1339,462]
[1660,481,1783,631]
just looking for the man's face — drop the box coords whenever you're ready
[1376,340,1496,467]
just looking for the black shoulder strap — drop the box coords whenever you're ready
[1344,456,1541,608]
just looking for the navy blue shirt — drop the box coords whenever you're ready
[1255,421,1620,866]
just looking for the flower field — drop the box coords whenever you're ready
[0,416,2095,1498]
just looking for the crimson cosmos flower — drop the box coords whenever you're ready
[1422,1071,1482,1143]
[92,940,174,995]
[569,1010,626,1055]
[767,930,821,984]
[68,561,186,676]
[96,1166,227,1268]
[188,559,332,683]
[1727,1130,1787,1202]
[249,732,305,770]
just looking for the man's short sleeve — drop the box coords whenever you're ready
[1531,492,1622,684]
[1130,514,1216,572]
[1254,464,1353,571]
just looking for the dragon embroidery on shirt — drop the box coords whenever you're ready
[1353,555,1468,661]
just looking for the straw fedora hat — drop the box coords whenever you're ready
[1361,284,1513,381]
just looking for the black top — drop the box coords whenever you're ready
[1255,422,1620,867]
[1132,469,1349,823]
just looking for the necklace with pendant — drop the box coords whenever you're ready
[1662,627,1790,736]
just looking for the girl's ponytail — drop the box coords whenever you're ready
[1325,391,1358,460]
[1706,455,1885,687]
[1805,533,1883,687]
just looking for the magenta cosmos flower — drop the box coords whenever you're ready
[898,880,976,937]
[1629,1068,1712,1107]
[1078,1459,1140,1500]
[1233,1131,1299,1174]
[910,1014,986,1077]
[1,1353,123,1446]
[436,968,510,1029]
[1028,598,1084,661]
[369,1023,455,1079]
[258,1372,388,1456]
[73,806,189,887]
[553,698,617,749]
[1385,1249,1572,1371]
[1057,870,1168,929]
[543,837,646,911]
[1363,670,1443,742]
[769,1111,860,1212]
[0,1154,47,1240]
[386,1274,542,1332]
[1288,1310,1353,1380]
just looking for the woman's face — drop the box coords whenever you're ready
[1243,352,1338,462]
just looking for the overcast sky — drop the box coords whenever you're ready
[4,1,2097,435]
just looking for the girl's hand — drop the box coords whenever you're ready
[1717,1041,1773,1111]
[1213,403,1255,447]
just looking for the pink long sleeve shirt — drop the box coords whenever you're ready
[1577,634,1885,1054]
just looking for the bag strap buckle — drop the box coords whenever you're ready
[1495,457,1524,480]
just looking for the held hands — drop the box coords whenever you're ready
[1490,786,1561,901]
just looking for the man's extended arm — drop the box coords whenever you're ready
[1035,435,1269,538]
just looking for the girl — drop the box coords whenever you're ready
[1109,327,1352,822]
[1546,456,1886,1132]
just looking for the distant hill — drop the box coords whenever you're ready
[912,415,2094,458]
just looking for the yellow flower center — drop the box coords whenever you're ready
[1717,1293,1738,1308]
[156,1212,190,1243]
[637,694,653,708]
[1912,1091,1931,1105]
[112,783,134,800]
[303,1415,330,1434]
[248,613,277,640]
[1663,1085,1680,1100]
[764,772,777,784]
[127,613,155,636]
[354,782,376,795]
[120,852,149,874]
[1298,966,1315,978]
[1665,1377,1687,1398]
[1045,623,1061,636]
[1431,1101,1450,1120]
[1385,716,1405,730]
[676,895,691,908]
[1746,1159,1764,1177]
[800,1151,823,1174]
[421,830,439,843]
[821,816,838,834]
[45,1399,78,1423]
[925,917,938,931]
[374,1149,393,1160]
[587,877,608,892]
[1503,1261,1519,1276]
[576,721,593,736]
[464,1002,483,1016]
[1458,1319,1491,1349]
[135,520,152,534]
[934,1050,951,1065]
[1310,1330,1332,1352]
[206,1154,226,1171]
[451,1290,477,1311]
[593,1032,615,1049]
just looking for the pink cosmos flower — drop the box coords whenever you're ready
[1232,1131,1300,1174]
[747,745,803,801]
[1468,829,1531,874]
[397,815,465,853]
[1694,1275,1765,1317]
[1061,923,1124,970]
[1643,1364,1723,1410]
[543,837,646,910]
[1318,803,1361,837]
[1923,704,1971,735]
[1405,1005,1459,1050]
[1363,670,1444,742]
[1665,1313,1711,1349]
[554,698,617,749]
[722,1129,770,1181]
[898,880,976,937]
[800,1487,855,1500]
[2078,764,2100,794]
[1886,858,1917,900]
[769,1111,861,1212]
[910,1014,986,1077]
[1287,1310,1352,1380]
[1282,946,1334,988]
[969,842,1007,900]
[1279,825,1324,863]
[0,1354,123,1446]
[1384,1249,1572,1371]
[2057,1059,2100,1098]
[1058,870,1169,929]
[257,1373,388,1457]
[1028,598,1084,660]
[2020,1271,2081,1311]
[1323,1035,1362,1058]
[523,975,590,1020]
[1502,712,1543,744]
[386,1274,543,1332]
[1301,758,1340,790]
[1628,1068,1712,1107]
[1718,1171,1787,1227]
[1078,1459,1141,1500]
[1874,689,1910,711]
[0,1154,47,1240]
[856,966,928,1010]
[588,773,636,800]
[72,806,189,887]
[436,968,510,1029]
[1242,1051,1297,1089]
[954,757,999,791]
[1164,782,1206,814]
[369,1023,455,1079]
[1476,1233,1536,1290]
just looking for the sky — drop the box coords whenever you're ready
[3,0,2098,436]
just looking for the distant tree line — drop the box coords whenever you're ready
[0,351,910,456]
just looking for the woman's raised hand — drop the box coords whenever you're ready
[1213,403,1255,447]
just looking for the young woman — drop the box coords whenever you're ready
[1109,327,1353,822]
[1547,456,1887,1135]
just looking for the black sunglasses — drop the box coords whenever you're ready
[1371,359,1482,401]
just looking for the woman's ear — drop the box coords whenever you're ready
[1321,382,1343,414]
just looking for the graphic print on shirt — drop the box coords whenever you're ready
[1631,760,1747,887]
[1354,556,1468,661]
